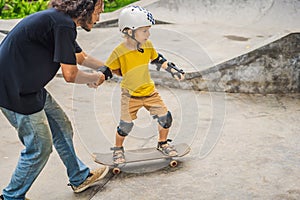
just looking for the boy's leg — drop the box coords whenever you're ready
[43,92,108,192]
[145,91,178,156]
[155,112,177,156]
[144,91,169,137]
[112,90,141,164]
[158,124,169,142]
[0,107,53,200]
[112,131,126,164]
[115,131,125,147]
[112,120,133,164]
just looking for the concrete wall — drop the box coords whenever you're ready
[152,33,300,94]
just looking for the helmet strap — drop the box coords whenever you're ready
[122,29,144,53]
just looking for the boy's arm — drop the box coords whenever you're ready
[151,53,185,80]
[112,69,122,76]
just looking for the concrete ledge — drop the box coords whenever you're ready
[165,33,300,94]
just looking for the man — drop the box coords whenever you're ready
[0,0,111,199]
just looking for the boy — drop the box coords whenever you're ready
[105,6,185,164]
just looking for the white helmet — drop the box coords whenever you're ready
[118,6,155,32]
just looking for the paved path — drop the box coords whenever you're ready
[1,78,299,199]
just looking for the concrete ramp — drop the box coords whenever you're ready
[143,0,300,93]
[152,33,300,94]
[146,0,300,30]
[183,33,300,93]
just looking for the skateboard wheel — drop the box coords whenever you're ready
[169,160,178,167]
[112,167,121,174]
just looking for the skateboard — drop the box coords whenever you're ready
[93,143,190,174]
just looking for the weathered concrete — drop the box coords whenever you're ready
[1,78,300,200]
[180,33,300,93]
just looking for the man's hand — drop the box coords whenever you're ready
[87,71,105,88]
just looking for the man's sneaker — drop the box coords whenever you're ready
[157,140,178,156]
[70,166,109,193]
[0,194,30,200]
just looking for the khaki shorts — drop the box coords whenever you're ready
[120,89,168,122]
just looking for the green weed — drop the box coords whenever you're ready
[104,0,139,12]
[0,0,49,19]
[0,0,139,19]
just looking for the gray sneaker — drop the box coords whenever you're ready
[111,146,125,164]
[70,166,109,193]
[157,140,178,156]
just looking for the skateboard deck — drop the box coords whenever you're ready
[93,143,190,174]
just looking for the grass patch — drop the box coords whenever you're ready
[104,0,139,12]
[0,0,139,19]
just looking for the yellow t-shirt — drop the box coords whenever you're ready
[105,40,158,97]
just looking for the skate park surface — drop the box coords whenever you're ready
[0,0,300,199]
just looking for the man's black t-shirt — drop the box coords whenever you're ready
[0,8,82,114]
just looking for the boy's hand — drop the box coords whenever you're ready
[165,62,185,81]
[173,71,185,81]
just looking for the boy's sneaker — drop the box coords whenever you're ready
[111,146,125,164]
[157,140,178,156]
[70,166,109,193]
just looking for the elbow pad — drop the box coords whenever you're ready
[151,53,167,71]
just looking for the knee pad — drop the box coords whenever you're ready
[155,111,172,129]
[117,120,134,137]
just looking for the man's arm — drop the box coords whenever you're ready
[60,63,105,87]
[76,51,105,70]
[76,51,113,80]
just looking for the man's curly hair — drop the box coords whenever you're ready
[49,0,100,31]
